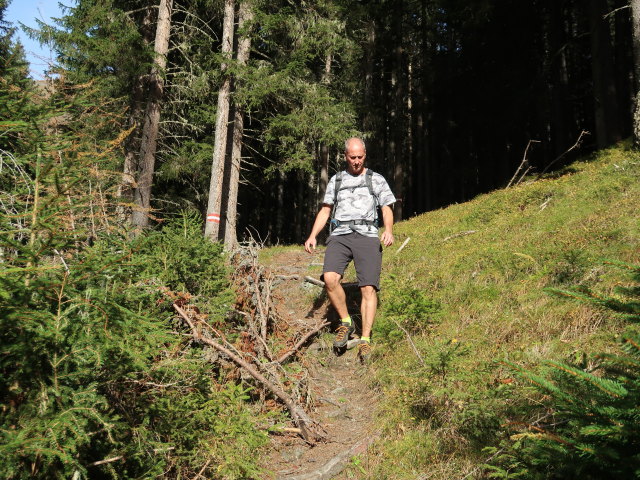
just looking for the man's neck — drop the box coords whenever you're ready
[346,167,366,176]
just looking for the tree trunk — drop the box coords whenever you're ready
[390,0,405,220]
[319,51,332,203]
[614,0,633,138]
[131,0,173,229]
[204,0,235,240]
[588,0,622,148]
[224,0,253,250]
[549,0,571,157]
[118,5,154,221]
[631,0,640,147]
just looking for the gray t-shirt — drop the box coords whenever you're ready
[323,169,396,237]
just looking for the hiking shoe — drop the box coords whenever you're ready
[333,322,354,348]
[357,341,373,364]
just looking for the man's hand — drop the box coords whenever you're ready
[304,236,317,253]
[380,230,394,247]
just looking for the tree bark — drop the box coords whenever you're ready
[549,0,571,157]
[118,5,154,221]
[318,51,332,203]
[130,0,173,229]
[224,0,253,250]
[205,0,235,240]
[391,0,405,221]
[588,0,622,148]
[631,0,640,147]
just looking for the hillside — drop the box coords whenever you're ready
[262,144,639,479]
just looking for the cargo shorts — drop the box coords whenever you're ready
[321,232,383,291]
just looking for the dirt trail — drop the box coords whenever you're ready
[262,249,380,480]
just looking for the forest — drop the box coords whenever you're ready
[4,0,638,245]
[1,0,639,478]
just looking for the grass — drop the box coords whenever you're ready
[366,144,640,478]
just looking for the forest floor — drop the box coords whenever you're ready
[261,248,380,480]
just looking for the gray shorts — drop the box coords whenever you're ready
[322,232,383,290]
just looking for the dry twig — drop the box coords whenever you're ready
[395,237,411,255]
[276,320,330,364]
[393,320,425,366]
[538,130,589,177]
[173,303,324,444]
[507,139,541,188]
[442,230,477,242]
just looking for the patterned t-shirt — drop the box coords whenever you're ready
[323,169,396,237]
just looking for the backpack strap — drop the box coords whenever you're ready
[365,169,379,226]
[330,171,343,233]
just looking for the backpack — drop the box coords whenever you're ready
[330,169,381,232]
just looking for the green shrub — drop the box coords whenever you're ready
[136,211,234,316]
[0,212,268,479]
[378,277,442,342]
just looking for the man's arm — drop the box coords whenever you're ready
[380,205,394,247]
[304,204,332,253]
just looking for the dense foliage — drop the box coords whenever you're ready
[23,0,636,244]
[0,18,268,477]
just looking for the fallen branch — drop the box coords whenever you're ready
[442,230,477,242]
[304,275,325,287]
[277,320,330,364]
[173,303,323,444]
[88,456,124,467]
[304,276,359,290]
[393,320,425,366]
[395,237,411,255]
[507,139,540,188]
[538,130,589,177]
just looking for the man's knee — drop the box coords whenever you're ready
[324,272,342,290]
[360,285,377,299]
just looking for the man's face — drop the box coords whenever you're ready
[345,142,366,175]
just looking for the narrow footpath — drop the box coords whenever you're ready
[262,249,381,480]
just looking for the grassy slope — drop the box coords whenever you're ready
[354,145,637,479]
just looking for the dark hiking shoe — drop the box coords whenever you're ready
[357,341,373,364]
[333,322,354,348]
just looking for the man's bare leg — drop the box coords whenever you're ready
[324,271,354,348]
[324,271,349,319]
[360,285,378,339]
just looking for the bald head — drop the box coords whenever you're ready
[344,137,366,175]
[345,137,366,153]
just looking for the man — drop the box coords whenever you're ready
[304,137,396,363]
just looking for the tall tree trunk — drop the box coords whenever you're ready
[275,170,285,242]
[204,0,235,240]
[319,51,332,203]
[614,0,633,138]
[118,5,154,221]
[390,0,405,220]
[549,0,571,157]
[631,0,640,147]
[224,0,253,250]
[588,0,622,148]
[131,0,173,229]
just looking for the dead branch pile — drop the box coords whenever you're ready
[171,239,328,443]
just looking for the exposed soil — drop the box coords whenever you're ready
[261,249,381,480]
